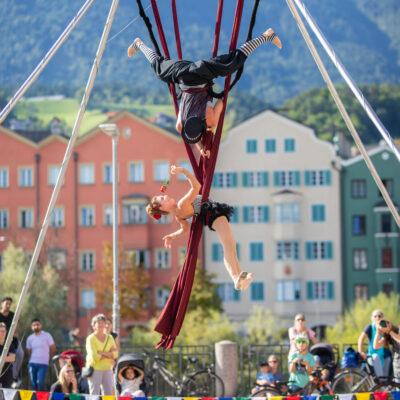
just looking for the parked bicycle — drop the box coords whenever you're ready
[251,367,333,397]
[142,350,225,397]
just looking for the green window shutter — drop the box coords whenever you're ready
[306,242,313,260]
[232,172,238,187]
[262,171,269,187]
[272,140,276,152]
[307,282,314,300]
[305,170,311,186]
[328,281,334,299]
[236,243,240,260]
[258,243,264,261]
[250,243,255,260]
[325,170,331,185]
[242,172,249,187]
[274,171,280,187]
[263,206,269,222]
[212,243,220,261]
[243,206,249,223]
[294,170,300,186]
[326,241,333,259]
[231,207,239,223]
[233,288,240,301]
[321,205,326,221]
[212,174,218,188]
[311,205,317,221]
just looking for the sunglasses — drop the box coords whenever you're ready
[296,340,309,344]
[269,360,278,363]
[296,318,305,321]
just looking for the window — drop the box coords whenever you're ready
[103,164,112,184]
[19,167,33,187]
[242,171,269,187]
[250,242,264,261]
[265,139,276,153]
[274,203,300,223]
[382,283,394,296]
[80,206,95,227]
[154,161,169,182]
[19,208,34,228]
[246,139,257,153]
[274,170,300,187]
[48,250,66,270]
[212,172,238,188]
[276,241,300,261]
[104,206,113,226]
[304,170,331,186]
[81,289,96,309]
[153,214,170,224]
[379,179,393,197]
[305,241,333,260]
[353,249,368,270]
[243,206,269,223]
[217,283,240,302]
[382,248,393,268]
[351,180,366,198]
[178,160,193,181]
[122,203,147,224]
[80,251,94,271]
[178,247,187,268]
[352,216,366,235]
[212,243,223,262]
[0,209,8,229]
[155,287,170,308]
[126,249,150,269]
[49,166,61,186]
[0,168,8,188]
[129,162,144,183]
[251,282,264,301]
[284,138,296,152]
[50,207,64,227]
[354,285,368,302]
[155,249,170,269]
[307,281,334,300]
[381,214,392,233]
[311,204,326,222]
[79,165,94,184]
[276,280,301,301]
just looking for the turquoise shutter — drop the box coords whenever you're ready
[307,282,314,299]
[231,206,239,223]
[212,174,218,188]
[232,172,238,187]
[242,172,249,187]
[325,170,331,185]
[321,205,326,221]
[233,288,240,301]
[212,243,219,261]
[294,171,300,186]
[306,242,313,260]
[263,206,269,222]
[258,243,263,260]
[272,140,276,152]
[305,170,311,186]
[262,171,269,187]
[274,171,280,186]
[311,205,317,221]
[326,241,333,259]
[328,281,334,299]
[236,243,240,260]
[243,206,249,223]
[250,243,255,260]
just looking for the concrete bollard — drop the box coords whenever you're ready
[215,340,238,396]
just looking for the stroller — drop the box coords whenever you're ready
[310,343,339,382]
[52,350,89,393]
[115,353,147,396]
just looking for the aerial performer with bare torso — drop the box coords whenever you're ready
[128,28,282,157]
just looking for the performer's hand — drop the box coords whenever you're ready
[163,234,173,248]
[171,165,184,175]
[200,148,211,158]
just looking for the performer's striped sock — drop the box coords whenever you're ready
[136,42,160,63]
[239,33,277,56]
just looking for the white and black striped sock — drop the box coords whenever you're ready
[239,33,277,56]
[137,43,160,63]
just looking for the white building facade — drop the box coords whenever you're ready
[205,110,342,331]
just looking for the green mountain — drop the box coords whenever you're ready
[1,0,399,105]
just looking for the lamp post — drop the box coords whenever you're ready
[99,123,121,336]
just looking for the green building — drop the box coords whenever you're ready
[341,143,400,307]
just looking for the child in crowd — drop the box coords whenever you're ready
[288,333,316,395]
[251,361,276,394]
[118,365,145,397]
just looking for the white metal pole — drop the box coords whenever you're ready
[285,0,400,228]
[0,0,121,374]
[0,0,96,124]
[291,0,400,163]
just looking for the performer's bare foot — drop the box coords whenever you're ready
[234,271,255,291]
[127,38,143,57]
[263,28,282,49]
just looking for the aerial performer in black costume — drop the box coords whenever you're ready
[128,28,282,157]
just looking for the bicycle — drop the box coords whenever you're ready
[142,350,225,397]
[251,367,333,397]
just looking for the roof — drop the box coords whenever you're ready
[14,130,69,143]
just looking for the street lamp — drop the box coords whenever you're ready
[99,123,121,336]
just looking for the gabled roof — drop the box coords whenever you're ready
[341,142,390,166]
[15,130,69,143]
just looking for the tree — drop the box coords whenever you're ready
[0,243,68,343]
[95,242,151,321]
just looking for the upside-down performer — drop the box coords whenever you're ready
[146,165,254,290]
[128,29,282,157]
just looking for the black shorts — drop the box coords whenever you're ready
[199,201,234,231]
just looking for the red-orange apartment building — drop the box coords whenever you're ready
[0,111,200,337]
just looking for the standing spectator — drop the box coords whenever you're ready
[381,321,400,382]
[0,297,24,387]
[26,318,56,390]
[0,322,16,388]
[288,314,318,359]
[358,309,392,377]
[85,314,118,395]
[105,317,120,351]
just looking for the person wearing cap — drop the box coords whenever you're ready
[146,164,254,291]
[288,333,316,395]
[251,361,276,394]
[288,313,318,359]
[127,29,282,157]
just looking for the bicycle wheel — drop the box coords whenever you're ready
[331,370,371,393]
[182,371,225,397]
[371,381,400,392]
[251,387,281,398]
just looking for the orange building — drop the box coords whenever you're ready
[0,111,200,337]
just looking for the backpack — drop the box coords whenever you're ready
[341,347,360,368]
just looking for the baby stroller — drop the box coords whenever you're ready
[310,343,339,382]
[52,350,89,393]
[115,353,147,396]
